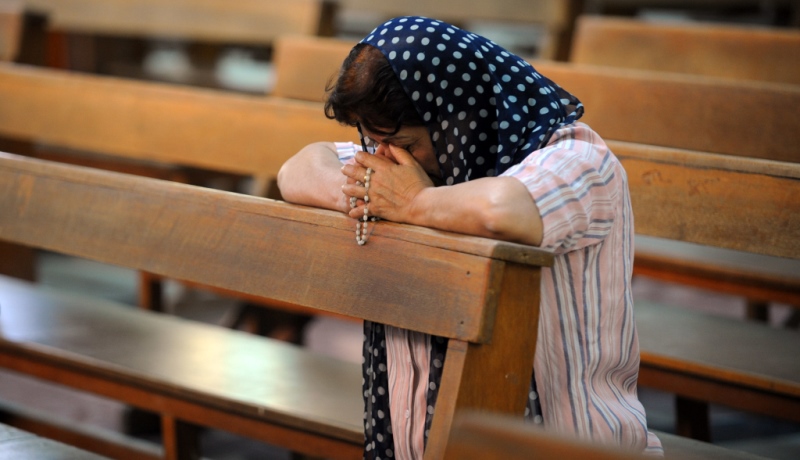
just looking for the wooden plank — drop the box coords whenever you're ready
[570,15,800,85]
[530,60,800,162]
[0,152,551,341]
[608,141,800,259]
[23,0,326,44]
[0,62,354,177]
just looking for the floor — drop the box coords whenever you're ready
[0,251,798,459]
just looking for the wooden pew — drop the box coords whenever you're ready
[445,412,770,460]
[611,140,800,439]
[570,15,800,85]
[0,151,552,459]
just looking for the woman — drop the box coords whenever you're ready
[278,16,663,458]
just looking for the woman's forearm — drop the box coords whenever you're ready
[407,176,543,246]
[277,142,349,213]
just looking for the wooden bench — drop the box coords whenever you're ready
[0,421,110,459]
[611,140,800,439]
[0,151,552,459]
[569,15,800,85]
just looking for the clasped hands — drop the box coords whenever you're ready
[341,144,435,224]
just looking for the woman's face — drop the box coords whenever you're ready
[362,125,440,178]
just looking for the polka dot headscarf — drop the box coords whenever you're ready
[361,16,584,185]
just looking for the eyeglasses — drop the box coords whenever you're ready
[357,124,377,154]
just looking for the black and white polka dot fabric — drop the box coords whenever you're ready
[361,16,583,186]
[359,16,578,459]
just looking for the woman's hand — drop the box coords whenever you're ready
[341,144,434,223]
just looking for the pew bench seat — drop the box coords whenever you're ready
[0,275,364,459]
[634,236,800,309]
[636,299,800,431]
[0,275,776,459]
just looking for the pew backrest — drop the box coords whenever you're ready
[0,62,353,178]
[610,139,800,259]
[529,60,800,162]
[0,151,553,459]
[570,15,800,85]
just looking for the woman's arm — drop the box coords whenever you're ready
[342,145,543,246]
[276,142,350,213]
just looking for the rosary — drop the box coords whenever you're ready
[351,167,378,245]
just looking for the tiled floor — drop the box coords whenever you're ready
[0,251,798,459]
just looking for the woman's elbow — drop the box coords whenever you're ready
[481,181,543,246]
